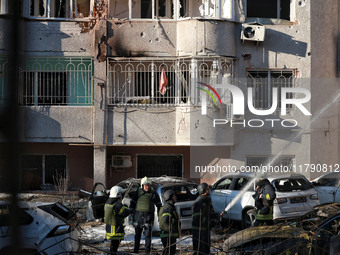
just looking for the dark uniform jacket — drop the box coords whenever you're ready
[130,187,162,225]
[104,198,130,240]
[253,179,276,220]
[192,195,215,231]
[159,200,179,238]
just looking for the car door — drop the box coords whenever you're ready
[315,177,338,204]
[211,177,233,214]
[225,177,253,221]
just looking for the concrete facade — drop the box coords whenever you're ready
[0,0,339,191]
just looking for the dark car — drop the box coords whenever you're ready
[223,203,340,254]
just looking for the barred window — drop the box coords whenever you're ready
[19,57,93,106]
[247,70,294,110]
[108,58,234,107]
[26,0,92,18]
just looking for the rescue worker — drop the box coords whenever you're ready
[192,182,216,255]
[159,189,179,255]
[104,186,130,254]
[130,176,162,254]
[252,178,276,226]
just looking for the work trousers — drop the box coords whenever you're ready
[161,236,177,255]
[134,224,152,253]
[192,229,210,255]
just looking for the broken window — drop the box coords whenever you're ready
[274,178,313,192]
[109,59,190,106]
[21,154,67,190]
[27,0,92,18]
[109,0,189,19]
[18,57,93,106]
[247,70,294,110]
[247,0,290,20]
[109,57,233,107]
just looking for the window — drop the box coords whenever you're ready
[214,177,233,190]
[137,155,183,178]
[247,70,294,110]
[26,0,92,18]
[234,177,249,191]
[247,156,295,171]
[109,57,234,107]
[247,0,290,20]
[109,0,233,19]
[19,57,93,106]
[21,155,67,190]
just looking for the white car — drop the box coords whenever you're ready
[210,172,320,228]
[0,201,81,254]
[312,172,340,204]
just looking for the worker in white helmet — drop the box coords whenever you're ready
[104,186,131,254]
[129,177,162,254]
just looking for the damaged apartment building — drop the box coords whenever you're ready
[0,0,339,191]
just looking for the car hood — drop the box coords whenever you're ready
[223,225,309,251]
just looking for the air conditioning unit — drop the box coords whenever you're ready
[241,23,265,42]
[112,155,132,168]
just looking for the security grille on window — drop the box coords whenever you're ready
[18,57,93,106]
[137,155,183,178]
[247,70,294,110]
[26,0,92,18]
[247,156,295,171]
[247,0,290,20]
[109,58,234,107]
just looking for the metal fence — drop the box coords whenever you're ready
[17,57,94,106]
[108,57,234,107]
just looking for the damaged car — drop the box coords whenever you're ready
[211,172,320,228]
[223,203,340,254]
[0,201,81,254]
[89,176,198,231]
[312,172,340,204]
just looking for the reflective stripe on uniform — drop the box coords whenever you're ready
[255,206,273,220]
[106,225,125,240]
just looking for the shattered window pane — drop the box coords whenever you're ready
[215,177,233,190]
[274,178,313,192]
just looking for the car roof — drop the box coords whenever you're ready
[118,176,194,186]
[313,171,340,182]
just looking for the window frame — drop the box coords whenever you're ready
[20,154,68,190]
[247,69,295,111]
[23,0,94,20]
[246,0,291,21]
[18,57,94,106]
[108,0,235,20]
[246,155,295,171]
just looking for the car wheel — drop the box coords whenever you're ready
[242,208,256,228]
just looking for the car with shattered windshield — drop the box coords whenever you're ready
[312,171,340,204]
[0,201,81,254]
[223,203,340,254]
[210,172,320,228]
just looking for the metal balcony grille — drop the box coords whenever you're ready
[18,57,94,106]
[108,57,234,107]
[247,70,295,110]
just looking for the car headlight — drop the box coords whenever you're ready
[310,194,318,200]
[47,224,73,237]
